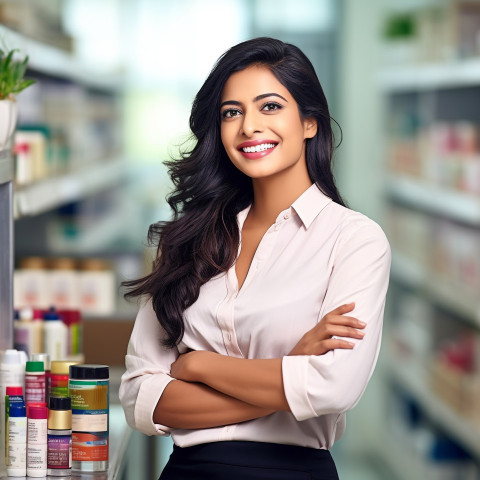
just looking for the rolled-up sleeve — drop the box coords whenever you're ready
[282,219,391,421]
[119,298,178,435]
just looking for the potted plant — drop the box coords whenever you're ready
[0,48,36,150]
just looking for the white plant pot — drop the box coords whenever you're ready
[0,99,18,150]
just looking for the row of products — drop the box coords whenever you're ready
[390,289,480,427]
[14,256,116,315]
[388,120,480,195]
[14,78,121,185]
[1,353,109,477]
[14,306,83,361]
[387,204,480,294]
[382,1,480,64]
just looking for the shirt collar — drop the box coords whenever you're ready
[237,183,333,230]
[292,183,333,229]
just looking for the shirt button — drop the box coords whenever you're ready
[284,213,289,220]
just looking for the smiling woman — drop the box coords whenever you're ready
[119,37,391,480]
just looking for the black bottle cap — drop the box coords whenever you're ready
[69,364,109,380]
[49,396,71,410]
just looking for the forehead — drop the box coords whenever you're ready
[221,65,292,102]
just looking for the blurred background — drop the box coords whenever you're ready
[1,0,480,478]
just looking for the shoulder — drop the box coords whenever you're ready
[324,202,390,254]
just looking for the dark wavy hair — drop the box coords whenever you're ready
[123,37,346,348]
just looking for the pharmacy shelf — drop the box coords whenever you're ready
[387,356,480,460]
[378,57,480,92]
[0,25,124,90]
[0,149,13,185]
[391,252,480,327]
[14,157,127,218]
[386,175,480,226]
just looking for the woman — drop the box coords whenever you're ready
[119,37,391,479]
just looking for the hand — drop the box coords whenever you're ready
[288,302,366,356]
[170,350,212,383]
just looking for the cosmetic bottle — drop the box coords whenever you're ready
[31,353,50,402]
[27,403,47,478]
[25,361,46,405]
[6,402,27,477]
[47,396,72,476]
[50,361,78,398]
[70,364,109,472]
[13,307,36,357]
[43,307,68,361]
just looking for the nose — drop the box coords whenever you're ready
[241,109,263,137]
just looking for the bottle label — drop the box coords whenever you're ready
[27,443,47,470]
[26,373,46,403]
[72,432,108,462]
[27,418,47,444]
[7,442,27,469]
[48,434,72,469]
[8,416,27,443]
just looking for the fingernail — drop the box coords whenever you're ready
[358,321,366,327]
[358,331,365,337]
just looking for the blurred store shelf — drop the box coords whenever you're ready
[386,356,480,460]
[14,157,127,218]
[386,175,480,226]
[391,252,480,327]
[0,148,13,184]
[378,58,480,92]
[0,25,124,90]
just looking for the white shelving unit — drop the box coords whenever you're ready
[387,357,480,459]
[378,57,480,92]
[14,157,126,218]
[0,25,124,90]
[380,46,480,475]
[386,175,480,227]
[391,252,480,327]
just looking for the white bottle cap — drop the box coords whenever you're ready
[19,307,34,321]
[2,349,21,365]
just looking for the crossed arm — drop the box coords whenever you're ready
[154,302,365,429]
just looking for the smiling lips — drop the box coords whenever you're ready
[237,140,278,159]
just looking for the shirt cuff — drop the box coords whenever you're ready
[282,355,317,421]
[135,373,176,435]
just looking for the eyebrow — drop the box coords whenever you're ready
[220,92,288,109]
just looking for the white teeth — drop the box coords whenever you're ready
[242,143,276,153]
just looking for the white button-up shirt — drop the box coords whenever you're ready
[119,184,391,450]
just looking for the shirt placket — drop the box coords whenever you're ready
[216,208,292,358]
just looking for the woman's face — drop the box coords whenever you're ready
[220,65,316,181]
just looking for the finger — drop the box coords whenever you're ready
[323,315,366,328]
[316,339,355,355]
[327,302,356,316]
[323,325,365,339]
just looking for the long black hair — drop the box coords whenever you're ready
[123,37,346,348]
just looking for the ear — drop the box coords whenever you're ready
[304,118,317,139]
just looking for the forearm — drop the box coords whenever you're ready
[154,379,275,429]
[194,353,290,411]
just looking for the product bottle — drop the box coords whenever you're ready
[25,361,46,405]
[16,257,50,309]
[58,309,83,359]
[0,350,26,473]
[31,309,44,355]
[30,353,50,402]
[78,258,115,315]
[27,403,47,478]
[4,386,26,477]
[13,307,36,357]
[43,307,68,361]
[47,396,72,476]
[50,361,78,398]
[49,258,79,309]
[70,364,109,472]
[6,402,27,477]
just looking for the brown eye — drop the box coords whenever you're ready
[262,102,282,112]
[222,108,242,119]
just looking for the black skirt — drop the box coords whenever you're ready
[159,441,339,480]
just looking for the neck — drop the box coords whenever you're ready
[249,159,313,226]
